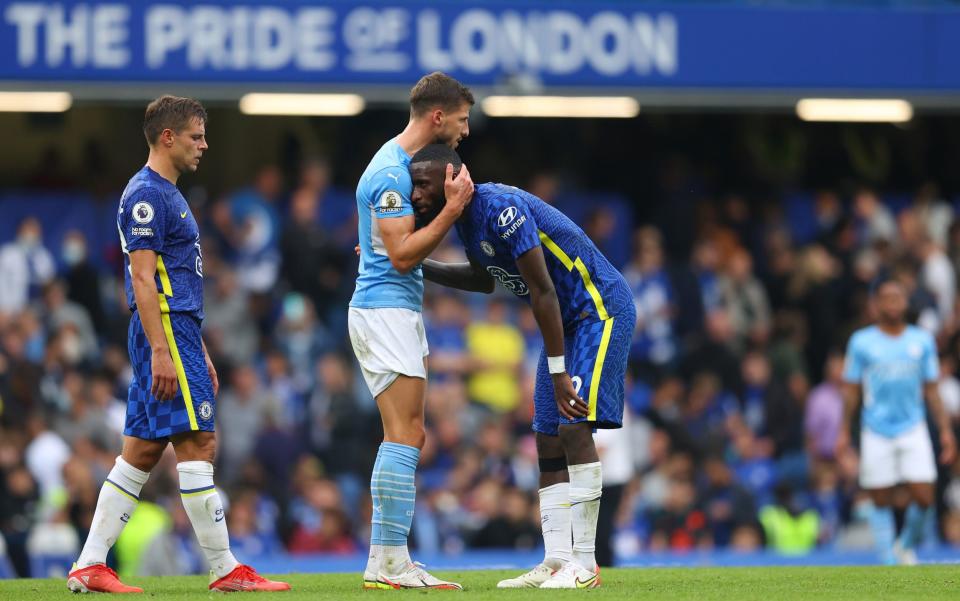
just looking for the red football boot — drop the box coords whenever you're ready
[67,563,144,593]
[209,564,291,592]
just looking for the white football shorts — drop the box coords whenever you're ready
[859,421,937,489]
[348,307,429,398]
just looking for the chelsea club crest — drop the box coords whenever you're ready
[199,401,213,421]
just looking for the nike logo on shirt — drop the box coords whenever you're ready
[180,211,187,218]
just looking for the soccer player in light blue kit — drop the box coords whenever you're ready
[348,73,475,590]
[839,276,956,564]
[409,145,636,589]
[68,96,288,593]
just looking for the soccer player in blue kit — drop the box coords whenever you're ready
[67,96,289,593]
[349,74,475,590]
[408,145,636,589]
[838,276,956,565]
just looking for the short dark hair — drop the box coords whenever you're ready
[869,273,901,296]
[143,95,207,145]
[410,144,462,171]
[409,72,474,117]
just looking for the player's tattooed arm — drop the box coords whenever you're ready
[924,382,957,465]
[422,257,494,293]
[129,249,179,402]
[516,246,588,420]
[836,382,861,458]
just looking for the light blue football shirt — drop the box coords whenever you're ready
[843,324,938,438]
[350,139,423,312]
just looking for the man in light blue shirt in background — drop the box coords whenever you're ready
[839,276,956,564]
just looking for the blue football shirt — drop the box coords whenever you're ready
[843,324,938,437]
[118,166,204,320]
[455,183,632,328]
[350,139,422,312]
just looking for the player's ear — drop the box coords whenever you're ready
[160,128,175,147]
[431,108,443,126]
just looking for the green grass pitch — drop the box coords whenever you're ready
[4,566,958,600]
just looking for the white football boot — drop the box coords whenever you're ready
[540,561,600,589]
[496,563,557,588]
[377,561,463,590]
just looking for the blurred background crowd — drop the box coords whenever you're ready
[4,138,960,578]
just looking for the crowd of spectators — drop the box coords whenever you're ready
[3,157,960,578]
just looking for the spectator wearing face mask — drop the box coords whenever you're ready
[0,218,56,318]
[60,230,106,334]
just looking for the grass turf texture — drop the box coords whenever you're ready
[4,566,958,600]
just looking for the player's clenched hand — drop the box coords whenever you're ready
[151,351,179,401]
[205,354,220,397]
[442,162,473,217]
[553,373,588,420]
[940,429,956,465]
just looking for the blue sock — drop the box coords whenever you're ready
[901,504,933,550]
[369,445,384,546]
[870,505,896,564]
[371,442,420,547]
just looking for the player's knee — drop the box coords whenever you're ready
[383,421,425,450]
[536,432,564,457]
[405,424,426,450]
[123,447,162,472]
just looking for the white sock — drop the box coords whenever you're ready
[568,462,602,571]
[539,482,572,568]
[77,456,149,567]
[177,461,238,578]
[381,545,411,576]
[365,544,383,577]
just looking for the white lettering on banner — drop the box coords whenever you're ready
[5,2,130,68]
[189,7,228,69]
[416,10,452,71]
[5,3,45,67]
[344,7,409,72]
[253,7,292,70]
[46,4,87,68]
[145,5,335,71]
[91,4,128,68]
[298,8,336,70]
[3,3,676,79]
[146,5,185,69]
[418,9,677,77]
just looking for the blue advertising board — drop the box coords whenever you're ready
[1,1,959,91]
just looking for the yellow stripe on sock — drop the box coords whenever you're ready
[105,480,139,503]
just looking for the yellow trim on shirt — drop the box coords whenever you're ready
[156,255,173,298]
[537,231,610,321]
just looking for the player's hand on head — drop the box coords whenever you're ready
[443,162,473,217]
[150,351,179,401]
[553,373,588,420]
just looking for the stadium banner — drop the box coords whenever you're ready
[1,0,959,90]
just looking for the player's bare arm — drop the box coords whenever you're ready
[836,381,861,457]
[924,382,957,464]
[381,163,474,273]
[421,256,494,293]
[128,248,179,401]
[516,246,588,420]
